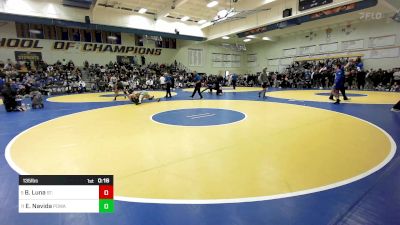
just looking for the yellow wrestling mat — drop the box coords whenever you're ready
[183,87,260,93]
[7,100,394,203]
[267,90,400,104]
[47,91,177,103]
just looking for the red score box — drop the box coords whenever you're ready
[99,185,114,199]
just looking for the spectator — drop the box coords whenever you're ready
[393,68,400,84]
[1,82,18,112]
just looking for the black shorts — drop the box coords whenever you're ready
[117,84,124,90]
[130,97,138,104]
[262,82,268,88]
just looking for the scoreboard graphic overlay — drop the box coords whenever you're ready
[19,175,114,213]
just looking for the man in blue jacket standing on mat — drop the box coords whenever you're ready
[165,72,172,98]
[329,61,350,101]
[331,62,345,104]
[191,71,203,99]
[231,73,238,90]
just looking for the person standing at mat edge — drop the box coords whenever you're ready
[231,73,238,90]
[191,71,203,99]
[114,79,128,101]
[165,72,172,98]
[1,82,17,112]
[258,67,269,99]
[331,62,345,104]
[329,61,351,101]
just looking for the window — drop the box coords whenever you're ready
[43,25,56,40]
[29,24,44,39]
[212,53,241,68]
[70,28,81,42]
[82,29,92,42]
[94,30,102,43]
[104,32,121,44]
[155,40,162,48]
[55,26,69,40]
[155,38,176,49]
[14,23,121,44]
[113,32,121,44]
[16,23,45,39]
[163,38,170,48]
[170,39,176,49]
[16,23,30,38]
[135,35,144,46]
[247,54,257,67]
[188,48,203,67]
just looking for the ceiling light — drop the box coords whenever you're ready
[138,8,147,14]
[246,35,256,39]
[243,38,251,42]
[181,16,190,21]
[222,36,230,40]
[207,1,218,8]
[262,37,271,41]
[217,9,228,18]
[198,19,207,24]
[107,36,117,40]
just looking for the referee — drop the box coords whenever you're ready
[258,68,269,98]
[165,72,172,98]
[190,71,203,99]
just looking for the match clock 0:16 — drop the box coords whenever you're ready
[98,177,111,184]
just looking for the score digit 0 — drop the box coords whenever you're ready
[99,185,113,199]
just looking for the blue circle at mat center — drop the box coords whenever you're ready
[152,108,246,126]
[315,93,368,97]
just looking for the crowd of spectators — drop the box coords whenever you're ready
[1,56,399,112]
[0,58,196,111]
[0,58,83,95]
[257,57,400,92]
[84,60,194,91]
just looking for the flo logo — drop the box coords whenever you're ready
[360,8,400,22]
[359,12,384,20]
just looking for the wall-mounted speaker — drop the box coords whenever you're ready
[283,8,292,18]
[85,16,91,24]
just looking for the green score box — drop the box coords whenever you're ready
[99,199,114,213]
